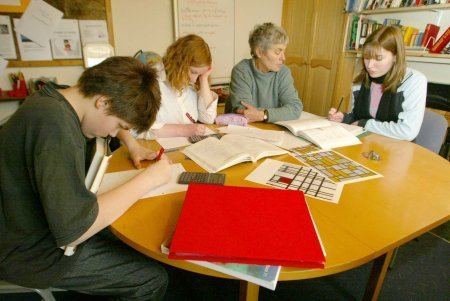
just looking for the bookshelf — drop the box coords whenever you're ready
[333,3,450,114]
[344,3,450,57]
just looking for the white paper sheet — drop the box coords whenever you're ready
[156,127,216,151]
[16,0,63,46]
[156,137,191,151]
[97,163,187,199]
[51,19,82,59]
[0,1,21,5]
[245,159,343,203]
[79,20,109,46]
[0,56,8,76]
[278,132,311,150]
[14,18,52,60]
[0,15,17,59]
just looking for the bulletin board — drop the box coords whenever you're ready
[0,0,114,67]
[173,0,235,83]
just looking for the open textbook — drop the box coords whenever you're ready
[217,125,284,145]
[182,134,287,173]
[161,232,280,290]
[275,116,362,150]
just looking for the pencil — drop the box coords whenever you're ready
[185,112,196,123]
[336,97,344,112]
[155,147,165,161]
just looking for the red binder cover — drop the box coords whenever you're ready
[168,184,326,268]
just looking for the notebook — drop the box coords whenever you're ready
[168,184,326,268]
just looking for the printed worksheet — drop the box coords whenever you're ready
[245,159,343,203]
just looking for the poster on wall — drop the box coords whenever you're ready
[51,19,82,59]
[15,0,63,46]
[14,18,52,61]
[173,0,235,83]
[78,20,109,46]
[0,15,17,59]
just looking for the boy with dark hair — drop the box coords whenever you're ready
[0,56,172,300]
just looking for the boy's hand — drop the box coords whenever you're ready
[328,108,344,122]
[145,155,172,187]
[128,143,156,169]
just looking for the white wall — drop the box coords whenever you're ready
[111,0,283,66]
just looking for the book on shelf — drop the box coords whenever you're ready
[168,184,326,269]
[421,24,440,49]
[429,26,450,54]
[161,227,281,290]
[275,117,362,150]
[181,134,287,173]
[383,18,401,26]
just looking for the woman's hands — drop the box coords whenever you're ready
[328,108,344,123]
[236,101,265,122]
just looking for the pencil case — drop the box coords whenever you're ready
[214,114,248,126]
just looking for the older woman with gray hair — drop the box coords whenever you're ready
[226,22,303,123]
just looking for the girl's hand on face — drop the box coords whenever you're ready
[200,66,213,81]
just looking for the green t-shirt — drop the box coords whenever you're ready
[0,84,98,288]
[226,59,303,122]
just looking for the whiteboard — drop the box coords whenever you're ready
[173,0,235,83]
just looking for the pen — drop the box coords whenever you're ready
[185,112,196,123]
[155,147,165,161]
[336,97,344,112]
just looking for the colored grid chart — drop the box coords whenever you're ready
[292,150,381,184]
[246,159,342,203]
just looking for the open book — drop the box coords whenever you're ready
[275,117,362,150]
[161,230,280,290]
[182,134,287,173]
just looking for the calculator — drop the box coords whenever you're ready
[188,134,221,143]
[178,172,226,185]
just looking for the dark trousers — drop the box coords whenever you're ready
[53,229,168,301]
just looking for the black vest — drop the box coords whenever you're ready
[352,83,405,123]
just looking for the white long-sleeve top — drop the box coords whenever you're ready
[134,80,218,139]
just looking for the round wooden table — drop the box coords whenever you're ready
[109,128,450,301]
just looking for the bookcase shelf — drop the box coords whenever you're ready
[360,3,450,15]
[6,60,84,68]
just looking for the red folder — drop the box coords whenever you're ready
[168,184,326,268]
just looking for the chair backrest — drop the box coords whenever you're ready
[414,110,448,153]
[85,137,108,190]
